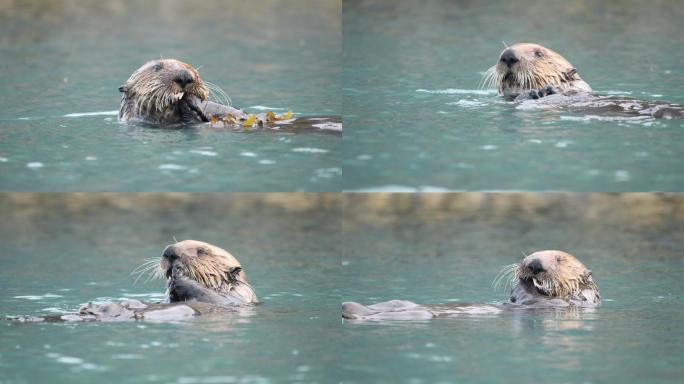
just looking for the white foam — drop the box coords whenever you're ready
[601,90,633,95]
[15,294,62,300]
[189,150,218,157]
[292,147,329,154]
[248,105,287,111]
[312,122,342,131]
[158,164,187,170]
[560,115,651,123]
[240,152,257,157]
[56,356,83,364]
[63,110,118,117]
[447,99,487,107]
[26,162,44,168]
[258,160,276,165]
[416,88,496,95]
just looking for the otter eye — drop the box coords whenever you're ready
[197,247,208,256]
[534,49,544,58]
[152,63,163,71]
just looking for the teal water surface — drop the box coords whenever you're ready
[340,193,684,383]
[343,0,684,191]
[0,0,341,191]
[0,194,342,383]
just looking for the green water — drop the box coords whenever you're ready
[340,194,684,383]
[0,0,341,192]
[343,0,684,191]
[0,195,342,383]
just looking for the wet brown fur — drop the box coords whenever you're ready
[119,59,209,123]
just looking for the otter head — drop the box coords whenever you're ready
[118,59,209,123]
[496,250,600,306]
[159,240,258,305]
[482,43,590,99]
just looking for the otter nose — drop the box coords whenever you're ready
[527,259,544,275]
[500,49,519,68]
[162,245,180,263]
[174,70,194,88]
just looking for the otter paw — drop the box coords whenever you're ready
[527,89,543,99]
[542,85,557,96]
[526,86,557,100]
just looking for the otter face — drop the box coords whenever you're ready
[496,250,600,306]
[119,59,209,122]
[159,240,258,304]
[482,43,589,99]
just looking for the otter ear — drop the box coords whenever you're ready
[564,68,578,81]
[584,270,594,282]
[228,266,243,277]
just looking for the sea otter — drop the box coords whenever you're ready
[482,43,591,101]
[117,58,312,128]
[10,240,257,322]
[341,250,600,321]
[481,43,683,118]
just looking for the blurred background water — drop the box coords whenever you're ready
[0,193,342,383]
[343,0,684,192]
[0,0,341,191]
[341,193,684,384]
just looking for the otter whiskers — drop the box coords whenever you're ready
[131,257,164,285]
[491,263,519,293]
[205,81,232,107]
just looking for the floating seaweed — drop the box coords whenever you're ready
[209,110,294,129]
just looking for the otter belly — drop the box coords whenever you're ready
[515,92,684,119]
[7,298,250,323]
[342,300,504,321]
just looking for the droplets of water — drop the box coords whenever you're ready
[158,164,187,171]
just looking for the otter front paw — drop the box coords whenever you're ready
[514,86,558,101]
[529,85,557,99]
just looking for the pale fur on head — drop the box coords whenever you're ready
[494,250,600,304]
[481,43,591,98]
[133,239,257,303]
